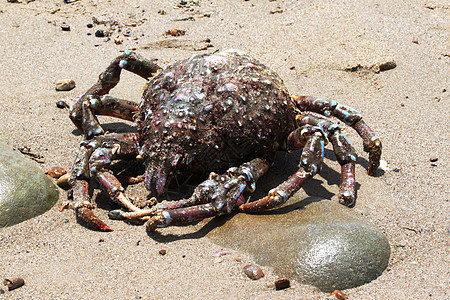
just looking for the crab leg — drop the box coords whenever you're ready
[144,158,270,231]
[293,115,358,206]
[292,95,382,175]
[69,51,161,139]
[95,171,141,212]
[70,133,142,231]
[72,179,113,232]
[240,130,326,212]
[111,171,230,221]
[108,173,228,221]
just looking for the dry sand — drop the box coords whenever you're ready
[0,0,448,299]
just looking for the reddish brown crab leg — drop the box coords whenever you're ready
[72,179,113,232]
[67,52,161,230]
[95,171,141,212]
[70,133,142,231]
[145,158,270,231]
[292,95,382,175]
[296,115,358,206]
[328,128,357,205]
[240,131,325,212]
[240,169,312,212]
[69,51,161,139]
[146,203,218,230]
[108,173,231,221]
[353,120,382,175]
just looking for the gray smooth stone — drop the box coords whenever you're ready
[207,197,390,292]
[0,142,59,227]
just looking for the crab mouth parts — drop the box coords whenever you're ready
[143,152,184,195]
[145,165,169,195]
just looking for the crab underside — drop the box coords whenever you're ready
[66,50,382,232]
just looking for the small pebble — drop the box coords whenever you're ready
[55,79,76,91]
[243,264,264,280]
[159,249,167,255]
[235,257,242,262]
[331,290,347,300]
[430,157,438,162]
[114,36,124,45]
[87,23,93,28]
[56,173,71,188]
[56,100,69,109]
[274,277,290,290]
[62,218,69,223]
[3,277,25,291]
[377,61,397,72]
[61,24,71,31]
[165,29,185,36]
[46,166,67,178]
[95,29,106,38]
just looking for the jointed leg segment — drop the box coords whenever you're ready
[289,95,382,206]
[292,95,382,175]
[292,114,358,205]
[240,128,327,212]
[70,133,142,231]
[144,158,270,230]
[69,51,161,139]
[106,158,270,230]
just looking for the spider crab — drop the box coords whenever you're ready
[68,49,382,232]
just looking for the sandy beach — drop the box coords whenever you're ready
[0,0,448,299]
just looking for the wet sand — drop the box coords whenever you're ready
[0,1,449,299]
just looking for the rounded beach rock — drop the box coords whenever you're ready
[55,79,76,91]
[207,197,390,292]
[0,142,59,227]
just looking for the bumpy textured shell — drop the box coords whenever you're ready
[137,50,296,191]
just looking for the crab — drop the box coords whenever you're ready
[67,49,382,232]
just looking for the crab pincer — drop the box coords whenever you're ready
[71,179,113,232]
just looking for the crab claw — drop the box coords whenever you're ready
[76,206,113,232]
[72,179,113,232]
